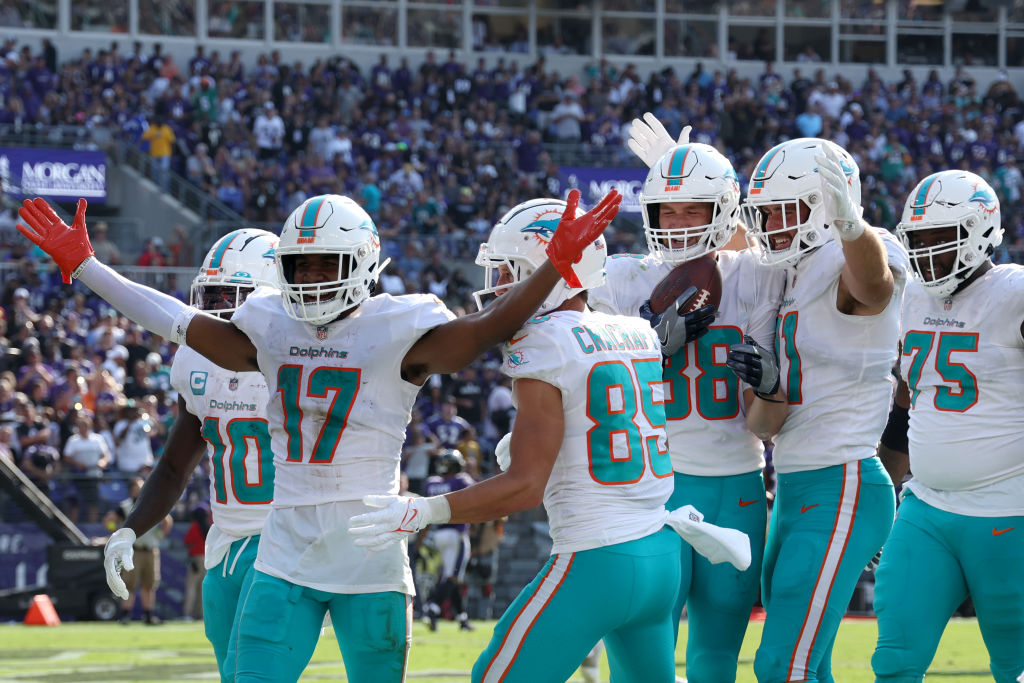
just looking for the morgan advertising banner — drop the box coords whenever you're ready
[559,166,648,214]
[0,147,107,203]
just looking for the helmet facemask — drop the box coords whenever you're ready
[277,195,383,326]
[473,198,606,314]
[641,143,740,264]
[742,194,826,267]
[190,228,280,318]
[896,170,1003,298]
[742,138,859,267]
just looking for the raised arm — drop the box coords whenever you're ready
[816,146,895,314]
[401,189,621,384]
[104,396,209,599]
[18,198,258,372]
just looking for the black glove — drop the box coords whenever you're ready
[639,287,716,357]
[726,336,781,400]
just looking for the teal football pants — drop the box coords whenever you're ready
[233,571,410,683]
[202,534,260,683]
[668,470,767,683]
[472,528,681,683]
[872,491,1024,683]
[756,457,895,683]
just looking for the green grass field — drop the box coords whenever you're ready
[0,618,992,682]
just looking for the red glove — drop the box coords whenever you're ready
[18,198,94,284]
[545,188,622,288]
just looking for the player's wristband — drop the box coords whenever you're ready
[832,219,865,242]
[422,495,452,526]
[753,391,785,404]
[880,402,909,453]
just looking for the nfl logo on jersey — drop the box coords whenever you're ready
[317,326,328,340]
[229,378,238,391]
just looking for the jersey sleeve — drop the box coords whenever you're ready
[405,293,458,336]
[501,318,571,395]
[589,254,648,317]
[169,348,199,417]
[229,287,276,354]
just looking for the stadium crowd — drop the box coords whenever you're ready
[1,36,1023,585]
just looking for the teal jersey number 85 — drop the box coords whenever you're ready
[586,358,673,485]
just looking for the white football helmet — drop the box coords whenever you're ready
[276,194,383,325]
[640,143,741,263]
[741,138,861,267]
[190,228,279,316]
[473,198,607,313]
[896,170,1003,298]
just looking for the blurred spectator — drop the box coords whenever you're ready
[62,409,111,522]
[182,503,209,620]
[253,101,284,161]
[90,222,122,265]
[141,115,175,190]
[425,395,470,451]
[112,399,155,474]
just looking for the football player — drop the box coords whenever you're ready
[591,116,786,683]
[18,189,619,683]
[103,228,279,682]
[739,139,910,682]
[421,449,476,631]
[872,171,1024,682]
[348,198,751,683]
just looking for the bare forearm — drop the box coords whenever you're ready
[746,392,788,441]
[445,471,543,524]
[878,444,909,486]
[470,261,561,348]
[839,228,893,308]
[123,457,195,535]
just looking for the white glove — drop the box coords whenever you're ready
[348,494,451,552]
[664,505,751,571]
[815,145,864,242]
[627,112,692,168]
[495,433,512,472]
[103,527,136,600]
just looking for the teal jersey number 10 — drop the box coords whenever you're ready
[202,417,275,505]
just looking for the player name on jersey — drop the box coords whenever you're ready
[571,322,656,354]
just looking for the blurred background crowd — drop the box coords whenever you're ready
[1,33,1023,538]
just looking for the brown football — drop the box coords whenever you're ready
[648,255,723,316]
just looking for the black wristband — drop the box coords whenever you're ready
[880,402,910,452]
[754,391,785,404]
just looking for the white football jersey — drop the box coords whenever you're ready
[589,250,785,476]
[900,265,1024,516]
[502,308,673,554]
[231,287,455,593]
[771,229,909,473]
[170,345,273,569]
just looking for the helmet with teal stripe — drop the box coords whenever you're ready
[741,138,861,267]
[896,170,1002,298]
[191,228,279,316]
[640,143,741,264]
[473,198,607,313]
[277,194,383,325]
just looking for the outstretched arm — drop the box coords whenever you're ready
[816,147,894,314]
[348,377,562,550]
[401,189,621,384]
[18,197,258,372]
